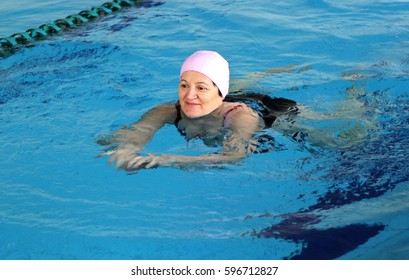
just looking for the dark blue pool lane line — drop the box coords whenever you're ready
[0,0,164,59]
[250,97,409,259]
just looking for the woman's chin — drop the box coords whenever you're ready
[181,106,204,119]
[184,111,203,119]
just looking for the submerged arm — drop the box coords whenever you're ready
[101,103,177,168]
[118,103,176,147]
[229,64,310,92]
[125,105,263,171]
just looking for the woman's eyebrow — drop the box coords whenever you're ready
[195,81,211,86]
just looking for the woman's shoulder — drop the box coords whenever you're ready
[223,101,256,117]
[140,102,178,125]
[223,101,262,126]
[222,101,264,137]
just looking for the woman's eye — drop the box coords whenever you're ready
[198,86,207,91]
[180,84,188,89]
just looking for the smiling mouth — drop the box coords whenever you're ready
[185,102,200,106]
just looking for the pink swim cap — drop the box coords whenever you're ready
[180,50,230,98]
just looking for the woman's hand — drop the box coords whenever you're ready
[126,154,171,170]
[100,149,246,172]
[98,145,141,169]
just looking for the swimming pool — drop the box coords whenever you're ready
[1,0,409,260]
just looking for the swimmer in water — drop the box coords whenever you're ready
[99,50,270,171]
[98,51,374,171]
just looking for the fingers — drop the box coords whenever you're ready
[98,148,163,171]
[107,149,137,169]
[145,158,158,169]
[96,150,115,158]
[126,155,144,170]
[126,155,155,170]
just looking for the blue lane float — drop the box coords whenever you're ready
[0,0,163,59]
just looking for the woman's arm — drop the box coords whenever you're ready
[124,105,264,171]
[117,103,176,147]
[229,64,310,92]
[100,103,177,168]
[124,151,246,170]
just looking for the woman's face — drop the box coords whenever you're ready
[178,70,223,119]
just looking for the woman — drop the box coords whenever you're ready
[99,51,372,171]
[100,50,267,171]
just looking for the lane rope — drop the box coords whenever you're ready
[0,0,162,59]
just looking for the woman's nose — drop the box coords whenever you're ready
[186,88,197,99]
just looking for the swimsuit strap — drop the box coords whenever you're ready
[174,102,243,136]
[174,102,186,136]
[224,93,298,127]
[223,104,243,123]
[174,102,182,125]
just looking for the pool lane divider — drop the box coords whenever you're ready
[0,0,163,59]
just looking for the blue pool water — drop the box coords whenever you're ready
[1,0,409,260]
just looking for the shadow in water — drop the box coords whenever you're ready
[249,94,408,259]
[254,214,385,259]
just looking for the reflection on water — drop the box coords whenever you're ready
[0,0,409,259]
